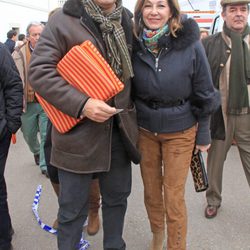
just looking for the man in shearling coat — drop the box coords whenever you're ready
[29,0,140,249]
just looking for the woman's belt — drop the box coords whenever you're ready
[138,97,186,109]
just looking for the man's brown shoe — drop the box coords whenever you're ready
[205,205,220,219]
[87,211,100,236]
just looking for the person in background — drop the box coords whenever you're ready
[203,0,250,219]
[0,43,23,250]
[15,34,27,48]
[12,22,49,177]
[29,0,140,249]
[18,34,26,42]
[132,0,220,249]
[200,27,209,40]
[4,30,17,54]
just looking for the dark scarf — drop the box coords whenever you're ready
[82,0,133,82]
[223,23,250,114]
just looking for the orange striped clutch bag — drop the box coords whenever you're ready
[36,40,124,133]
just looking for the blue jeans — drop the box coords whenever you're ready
[57,127,131,250]
[21,102,48,171]
[0,129,12,249]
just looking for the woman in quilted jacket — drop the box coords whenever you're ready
[132,0,220,249]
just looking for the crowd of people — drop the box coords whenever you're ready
[1,0,250,249]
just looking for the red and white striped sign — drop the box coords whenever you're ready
[181,10,216,29]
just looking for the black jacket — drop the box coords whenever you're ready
[4,39,16,54]
[132,19,220,145]
[0,43,23,140]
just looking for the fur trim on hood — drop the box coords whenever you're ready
[158,18,200,50]
[135,18,201,54]
[63,0,83,17]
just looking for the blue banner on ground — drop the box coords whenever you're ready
[32,185,90,250]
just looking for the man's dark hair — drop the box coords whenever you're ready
[7,30,17,39]
[18,34,25,41]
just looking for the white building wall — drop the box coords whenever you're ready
[58,0,66,7]
[0,0,59,42]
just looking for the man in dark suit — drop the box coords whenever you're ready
[4,30,17,54]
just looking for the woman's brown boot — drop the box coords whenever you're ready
[150,231,165,250]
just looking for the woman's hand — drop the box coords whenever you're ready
[194,144,211,154]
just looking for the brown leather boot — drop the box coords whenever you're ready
[149,231,165,250]
[87,179,101,235]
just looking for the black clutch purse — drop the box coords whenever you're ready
[190,150,208,192]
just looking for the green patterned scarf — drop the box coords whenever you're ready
[142,25,169,53]
[223,23,250,114]
[82,0,133,82]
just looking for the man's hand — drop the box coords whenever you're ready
[81,98,117,123]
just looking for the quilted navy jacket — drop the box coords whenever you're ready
[132,18,220,145]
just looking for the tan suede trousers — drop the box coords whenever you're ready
[138,126,195,250]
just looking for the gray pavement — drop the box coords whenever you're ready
[5,131,250,250]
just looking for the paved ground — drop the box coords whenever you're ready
[5,131,250,250]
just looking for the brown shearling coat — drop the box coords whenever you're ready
[28,0,140,173]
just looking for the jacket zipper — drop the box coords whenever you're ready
[155,57,159,71]
[155,49,163,71]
